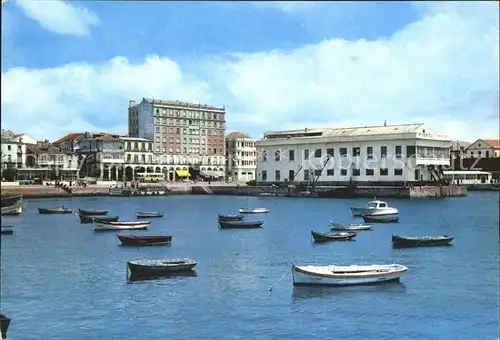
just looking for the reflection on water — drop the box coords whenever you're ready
[128,270,198,283]
[292,281,407,300]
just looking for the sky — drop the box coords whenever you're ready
[1,1,499,142]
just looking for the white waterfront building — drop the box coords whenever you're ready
[255,123,451,185]
[225,132,257,182]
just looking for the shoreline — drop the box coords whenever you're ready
[1,183,470,199]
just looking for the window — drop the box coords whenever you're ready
[407,145,416,157]
[261,170,267,181]
[314,169,322,177]
[275,150,281,161]
[275,170,280,181]
[352,169,360,176]
[289,150,295,161]
[341,169,347,176]
[366,147,373,159]
[380,168,388,176]
[314,149,322,158]
[156,127,160,133]
[326,148,334,157]
[327,169,334,176]
[395,145,402,158]
[262,150,268,162]
[304,149,309,160]
[7,145,11,151]
[478,151,482,157]
[352,147,360,157]
[394,168,403,176]
[381,146,387,158]
[304,169,310,181]
[366,169,374,176]
[340,148,347,156]
[288,169,295,180]
[486,151,490,158]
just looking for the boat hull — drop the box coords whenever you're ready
[217,214,244,221]
[1,202,23,215]
[136,212,164,218]
[311,231,357,242]
[329,222,372,231]
[38,208,73,214]
[93,221,150,231]
[363,213,399,223]
[0,313,11,339]
[292,264,408,286]
[392,235,454,247]
[78,209,108,216]
[1,226,14,235]
[117,235,172,246]
[218,220,263,229]
[127,258,197,278]
[239,208,269,214]
[1,194,22,208]
[80,215,119,223]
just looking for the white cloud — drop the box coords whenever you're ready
[1,1,499,141]
[15,0,99,36]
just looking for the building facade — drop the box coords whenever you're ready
[225,132,257,182]
[466,139,500,158]
[76,133,125,180]
[128,98,226,177]
[255,123,451,185]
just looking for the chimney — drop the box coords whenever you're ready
[305,127,308,132]
[384,120,387,126]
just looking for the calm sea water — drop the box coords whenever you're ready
[1,192,499,339]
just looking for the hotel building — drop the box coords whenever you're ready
[255,123,451,185]
[128,98,226,178]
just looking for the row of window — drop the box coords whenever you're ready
[263,146,408,162]
[261,168,404,181]
[155,126,224,136]
[154,146,221,155]
[154,118,225,128]
[230,160,256,166]
[153,108,224,121]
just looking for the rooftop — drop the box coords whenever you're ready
[121,136,153,142]
[225,132,253,140]
[483,139,500,148]
[27,144,64,155]
[263,123,449,140]
[53,133,83,144]
[131,98,225,111]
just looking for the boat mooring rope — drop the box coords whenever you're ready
[268,270,288,292]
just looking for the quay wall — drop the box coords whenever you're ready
[2,184,467,199]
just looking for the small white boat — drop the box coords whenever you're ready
[93,220,150,231]
[350,199,397,217]
[239,207,269,214]
[292,263,408,286]
[329,222,372,231]
[1,202,23,215]
[363,210,399,223]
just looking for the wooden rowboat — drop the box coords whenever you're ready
[0,313,11,340]
[136,211,164,218]
[1,194,22,208]
[1,202,23,215]
[292,263,408,286]
[79,215,119,224]
[329,222,372,231]
[218,220,263,229]
[392,235,454,247]
[218,213,244,221]
[78,208,108,216]
[127,258,197,279]
[93,220,150,231]
[117,234,172,246]
[311,230,357,242]
[38,207,73,214]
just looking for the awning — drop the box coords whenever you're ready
[201,171,224,178]
[175,170,191,177]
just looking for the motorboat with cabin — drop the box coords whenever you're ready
[350,199,398,217]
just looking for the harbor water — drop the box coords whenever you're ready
[1,192,499,339]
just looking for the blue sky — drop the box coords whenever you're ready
[1,1,499,141]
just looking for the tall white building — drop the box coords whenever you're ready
[255,123,451,185]
[225,132,257,182]
[1,129,37,173]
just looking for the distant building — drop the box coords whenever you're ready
[225,132,257,182]
[450,140,471,159]
[1,129,37,179]
[128,98,226,179]
[465,139,500,158]
[256,123,451,186]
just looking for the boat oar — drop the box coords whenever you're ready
[268,270,288,292]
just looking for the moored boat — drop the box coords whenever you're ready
[0,313,11,339]
[127,258,198,278]
[1,202,23,215]
[329,222,372,231]
[79,215,119,224]
[117,234,172,246]
[218,213,244,221]
[136,211,164,218]
[350,199,398,217]
[311,230,357,242]
[292,263,408,286]
[1,226,14,235]
[93,220,150,231]
[1,194,22,207]
[219,220,264,229]
[392,235,454,247]
[38,207,73,214]
[78,208,108,216]
[362,210,399,223]
[239,207,269,214]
